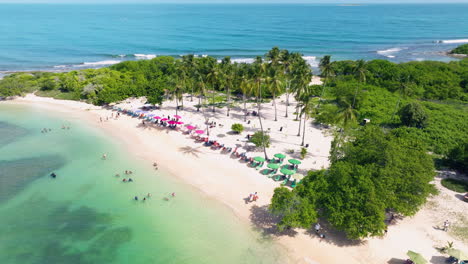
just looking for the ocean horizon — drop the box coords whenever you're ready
[1,3,468,72]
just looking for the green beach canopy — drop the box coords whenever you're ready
[447,249,468,261]
[274,153,286,159]
[254,156,266,162]
[280,168,295,176]
[267,163,280,169]
[406,251,428,264]
[291,173,304,181]
[288,159,301,165]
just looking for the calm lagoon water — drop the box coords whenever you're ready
[0,104,285,264]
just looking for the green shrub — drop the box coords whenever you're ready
[250,131,270,148]
[399,102,428,128]
[451,44,468,55]
[441,178,468,193]
[300,147,307,160]
[231,123,244,134]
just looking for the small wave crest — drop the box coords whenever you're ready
[377,47,406,58]
[437,39,468,44]
[134,54,156,59]
[77,60,122,67]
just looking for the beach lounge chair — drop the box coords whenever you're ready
[291,180,297,188]
[274,175,282,181]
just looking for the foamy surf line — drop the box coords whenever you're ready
[437,39,468,44]
[52,54,319,70]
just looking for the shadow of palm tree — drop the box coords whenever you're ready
[178,146,202,158]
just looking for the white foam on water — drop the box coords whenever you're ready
[77,60,122,67]
[376,47,406,58]
[134,54,156,59]
[438,39,468,44]
[231,58,255,64]
[53,65,67,68]
[302,56,319,67]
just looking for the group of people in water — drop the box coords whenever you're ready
[41,124,71,133]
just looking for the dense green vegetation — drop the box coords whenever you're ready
[441,178,468,193]
[451,44,468,55]
[271,126,437,239]
[1,48,467,239]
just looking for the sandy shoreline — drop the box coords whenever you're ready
[4,95,468,264]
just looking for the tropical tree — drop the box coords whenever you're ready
[318,55,334,106]
[351,59,367,108]
[252,56,269,160]
[206,60,221,113]
[267,65,284,121]
[220,57,234,116]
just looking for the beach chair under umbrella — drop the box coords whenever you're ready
[406,251,428,264]
[447,249,468,262]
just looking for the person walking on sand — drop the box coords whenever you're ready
[253,192,258,202]
[315,223,321,233]
[443,220,450,232]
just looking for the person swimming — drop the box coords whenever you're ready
[123,178,127,182]
[134,196,138,201]
[128,178,133,182]
[50,173,56,178]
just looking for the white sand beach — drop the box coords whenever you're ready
[6,94,468,264]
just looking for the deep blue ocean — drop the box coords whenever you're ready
[1,3,468,72]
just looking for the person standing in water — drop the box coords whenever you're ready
[102,153,107,160]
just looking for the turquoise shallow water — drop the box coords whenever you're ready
[0,104,285,264]
[1,3,468,72]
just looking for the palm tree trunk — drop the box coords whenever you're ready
[243,94,247,122]
[273,92,277,121]
[175,95,178,115]
[197,95,201,112]
[257,82,268,160]
[297,112,302,136]
[212,90,215,113]
[301,115,307,146]
[191,86,194,102]
[295,105,299,121]
[352,85,359,109]
[227,86,231,117]
[285,81,290,118]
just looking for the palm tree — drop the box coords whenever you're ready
[298,88,315,146]
[267,65,283,121]
[290,59,312,136]
[391,75,412,121]
[207,61,221,113]
[266,46,281,66]
[182,54,196,102]
[352,59,367,109]
[318,55,334,108]
[220,57,234,117]
[252,56,269,160]
[240,76,251,122]
[280,50,296,118]
[336,100,357,134]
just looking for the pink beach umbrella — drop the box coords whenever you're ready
[167,120,177,125]
[195,130,205,134]
[161,118,169,121]
[186,125,196,130]
[153,116,161,120]
[174,115,182,119]
[176,121,184,125]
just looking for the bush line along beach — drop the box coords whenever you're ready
[2,46,468,263]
